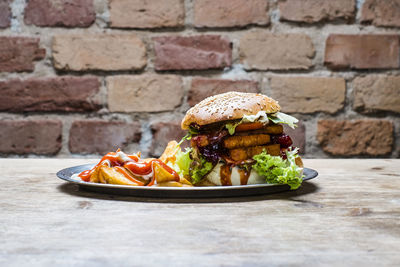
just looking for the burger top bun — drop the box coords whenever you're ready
[181,92,281,130]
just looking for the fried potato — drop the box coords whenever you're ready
[224,134,271,149]
[153,162,176,184]
[229,144,280,161]
[99,166,142,186]
[179,176,193,186]
[98,168,107,184]
[89,165,101,183]
[160,140,180,163]
[154,181,192,187]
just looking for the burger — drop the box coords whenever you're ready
[164,91,304,189]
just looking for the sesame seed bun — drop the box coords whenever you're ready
[181,92,281,130]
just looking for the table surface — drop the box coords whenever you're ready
[1,159,399,267]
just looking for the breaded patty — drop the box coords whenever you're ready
[229,144,280,161]
[224,134,271,149]
[235,124,283,136]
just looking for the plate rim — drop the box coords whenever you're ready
[56,164,318,191]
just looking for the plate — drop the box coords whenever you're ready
[57,164,318,198]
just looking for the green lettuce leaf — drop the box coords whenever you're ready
[178,126,199,145]
[225,121,241,135]
[174,147,192,177]
[267,112,298,129]
[190,156,214,184]
[252,148,303,189]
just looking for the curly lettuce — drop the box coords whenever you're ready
[171,146,214,184]
[173,147,192,177]
[252,148,303,190]
[190,156,214,184]
[268,112,298,129]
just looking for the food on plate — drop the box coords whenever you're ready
[165,91,304,189]
[75,91,304,189]
[74,149,192,187]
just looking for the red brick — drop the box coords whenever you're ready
[317,120,393,156]
[0,0,11,28]
[24,0,95,27]
[0,120,62,155]
[188,78,259,107]
[283,122,305,154]
[53,34,146,71]
[240,32,315,70]
[69,121,141,154]
[194,0,269,28]
[0,37,45,72]
[153,35,232,71]
[269,76,346,114]
[150,121,186,157]
[353,75,400,114]
[110,0,184,28]
[361,0,400,27]
[107,75,184,112]
[0,76,100,112]
[324,34,399,69]
[279,0,355,23]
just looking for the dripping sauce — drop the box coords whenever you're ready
[220,164,232,186]
[238,168,250,185]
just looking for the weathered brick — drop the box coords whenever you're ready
[283,122,305,154]
[109,0,184,28]
[269,76,345,114]
[0,37,45,72]
[279,0,355,23]
[188,78,259,107]
[0,76,100,112]
[107,75,184,112]
[0,0,11,28]
[24,0,95,27]
[353,75,400,114]
[324,34,399,69]
[361,0,400,27]
[317,120,393,156]
[0,120,62,155]
[52,35,146,71]
[240,32,315,70]
[194,0,269,28]
[69,121,141,154]
[153,35,232,71]
[150,121,186,157]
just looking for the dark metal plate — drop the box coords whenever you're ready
[57,164,318,198]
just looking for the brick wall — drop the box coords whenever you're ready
[0,0,399,158]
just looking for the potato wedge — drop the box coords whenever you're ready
[89,165,101,183]
[98,167,107,184]
[99,166,141,186]
[159,140,180,163]
[155,181,192,187]
[153,162,176,184]
[179,177,193,186]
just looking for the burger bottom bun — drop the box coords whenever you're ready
[204,156,303,186]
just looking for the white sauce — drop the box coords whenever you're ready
[206,163,266,186]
